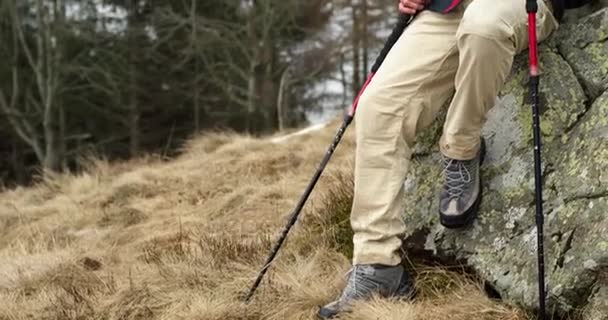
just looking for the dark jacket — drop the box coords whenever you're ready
[552,0,592,20]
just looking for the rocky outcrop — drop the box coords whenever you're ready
[401,8,608,318]
[558,7,608,100]
[584,285,608,320]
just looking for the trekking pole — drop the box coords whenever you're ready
[526,0,547,318]
[244,13,413,303]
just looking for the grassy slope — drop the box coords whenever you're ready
[0,120,527,320]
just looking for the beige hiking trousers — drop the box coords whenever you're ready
[352,0,558,266]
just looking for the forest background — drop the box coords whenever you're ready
[0,0,395,186]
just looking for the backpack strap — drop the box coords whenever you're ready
[564,0,591,9]
[427,0,462,13]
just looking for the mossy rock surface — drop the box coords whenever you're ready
[584,285,608,320]
[558,8,608,100]
[400,8,608,317]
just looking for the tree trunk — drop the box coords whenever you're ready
[260,35,277,132]
[361,0,369,80]
[11,141,25,185]
[41,0,62,172]
[277,66,291,131]
[194,75,201,131]
[128,65,139,156]
[191,0,201,132]
[127,0,140,156]
[59,104,66,168]
[340,53,348,106]
[246,3,259,133]
[43,106,61,171]
[247,62,258,133]
[1,1,43,164]
[57,0,67,168]
[351,0,361,96]
[3,0,67,172]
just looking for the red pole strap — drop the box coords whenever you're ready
[350,14,410,119]
[443,0,462,13]
[528,13,539,76]
[349,73,376,117]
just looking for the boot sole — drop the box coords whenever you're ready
[439,139,486,229]
[440,187,482,229]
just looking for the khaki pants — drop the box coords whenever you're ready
[352,0,558,266]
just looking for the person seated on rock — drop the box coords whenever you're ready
[319,0,591,318]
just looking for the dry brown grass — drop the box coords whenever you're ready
[0,121,529,320]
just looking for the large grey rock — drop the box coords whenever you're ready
[558,8,608,100]
[401,8,608,317]
[584,285,608,320]
[561,1,608,23]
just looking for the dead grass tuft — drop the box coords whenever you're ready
[101,182,159,207]
[0,214,22,235]
[98,207,147,228]
[343,268,526,320]
[140,230,194,265]
[16,226,77,253]
[5,261,117,320]
[307,171,355,258]
[102,284,172,320]
[0,122,537,319]
[181,131,241,155]
[413,264,477,299]
[198,233,273,266]
[49,263,110,295]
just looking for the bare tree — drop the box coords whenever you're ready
[361,0,369,80]
[190,0,202,132]
[276,65,293,131]
[0,0,67,172]
[351,0,361,96]
[191,1,284,132]
[125,0,140,156]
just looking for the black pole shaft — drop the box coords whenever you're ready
[531,75,546,320]
[244,116,353,303]
[526,0,546,318]
[244,13,412,303]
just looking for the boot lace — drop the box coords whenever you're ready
[442,156,478,199]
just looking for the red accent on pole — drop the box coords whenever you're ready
[349,73,375,117]
[528,13,539,76]
[443,0,462,13]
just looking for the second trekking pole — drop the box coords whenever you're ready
[526,0,547,318]
[243,13,413,303]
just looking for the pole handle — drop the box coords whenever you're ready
[526,0,538,13]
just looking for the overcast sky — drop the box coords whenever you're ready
[65,0,127,32]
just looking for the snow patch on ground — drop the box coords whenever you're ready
[271,123,329,143]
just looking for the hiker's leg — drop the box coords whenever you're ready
[439,0,558,159]
[352,9,462,266]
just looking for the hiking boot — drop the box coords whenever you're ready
[318,264,415,319]
[439,140,485,229]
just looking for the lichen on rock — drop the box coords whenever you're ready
[401,7,608,317]
[584,285,608,320]
[558,8,608,100]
